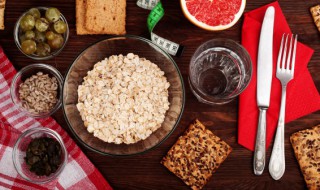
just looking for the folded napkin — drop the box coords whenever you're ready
[0,47,113,190]
[239,1,320,151]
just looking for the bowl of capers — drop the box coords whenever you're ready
[12,127,68,184]
[14,7,69,60]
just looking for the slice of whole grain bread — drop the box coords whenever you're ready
[0,0,6,30]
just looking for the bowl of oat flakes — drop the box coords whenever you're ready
[10,64,63,118]
[63,35,185,156]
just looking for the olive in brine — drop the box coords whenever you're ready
[20,14,35,31]
[35,43,51,56]
[35,18,49,32]
[48,34,64,49]
[21,40,37,55]
[53,20,67,34]
[45,8,60,23]
[25,30,35,40]
[28,8,41,19]
[34,30,46,43]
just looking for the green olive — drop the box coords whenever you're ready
[28,8,41,19]
[20,14,35,31]
[45,8,60,23]
[35,42,51,56]
[34,30,46,43]
[21,40,37,55]
[35,18,49,32]
[25,30,35,40]
[45,31,55,41]
[53,20,67,34]
[48,34,64,49]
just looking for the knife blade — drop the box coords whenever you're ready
[253,6,275,176]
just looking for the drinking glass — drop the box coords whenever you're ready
[189,39,252,105]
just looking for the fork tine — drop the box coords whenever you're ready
[291,34,298,75]
[286,34,294,70]
[277,34,285,71]
[281,34,289,69]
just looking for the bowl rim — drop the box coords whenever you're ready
[10,63,64,118]
[13,7,69,60]
[12,127,68,184]
[62,34,185,156]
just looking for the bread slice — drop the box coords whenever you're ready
[84,0,126,35]
[161,119,232,190]
[0,0,6,30]
[290,124,320,190]
[76,0,94,35]
[310,5,320,32]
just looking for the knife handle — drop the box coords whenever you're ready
[253,108,267,175]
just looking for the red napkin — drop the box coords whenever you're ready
[238,1,320,151]
[0,47,113,190]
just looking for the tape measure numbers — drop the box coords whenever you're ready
[137,0,184,56]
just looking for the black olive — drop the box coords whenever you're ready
[24,137,62,176]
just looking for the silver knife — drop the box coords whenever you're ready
[253,6,275,176]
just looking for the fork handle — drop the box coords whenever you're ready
[269,85,287,180]
[253,107,267,175]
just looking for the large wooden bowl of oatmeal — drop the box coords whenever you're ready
[62,35,185,156]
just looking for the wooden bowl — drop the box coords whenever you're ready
[62,35,185,156]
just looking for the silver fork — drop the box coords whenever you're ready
[269,34,298,180]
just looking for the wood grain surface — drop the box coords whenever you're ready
[0,0,319,189]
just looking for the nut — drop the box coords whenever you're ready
[18,72,58,114]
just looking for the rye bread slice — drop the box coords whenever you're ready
[0,0,6,30]
[76,0,92,35]
[161,119,232,190]
[84,0,126,35]
[290,124,320,190]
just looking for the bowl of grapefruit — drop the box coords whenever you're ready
[180,0,246,31]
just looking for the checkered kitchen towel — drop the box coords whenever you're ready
[0,47,113,190]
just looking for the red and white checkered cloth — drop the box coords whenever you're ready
[0,46,113,190]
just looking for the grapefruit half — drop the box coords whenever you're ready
[181,0,246,31]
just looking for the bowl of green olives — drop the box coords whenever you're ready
[14,7,69,60]
[12,127,68,184]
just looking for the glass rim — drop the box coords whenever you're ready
[62,34,186,156]
[10,63,64,118]
[13,7,69,60]
[12,127,68,184]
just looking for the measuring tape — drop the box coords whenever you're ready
[137,0,184,56]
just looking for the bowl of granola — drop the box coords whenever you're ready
[62,35,185,156]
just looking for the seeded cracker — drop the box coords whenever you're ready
[161,120,232,190]
[290,124,320,190]
[310,5,320,32]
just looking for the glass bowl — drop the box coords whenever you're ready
[14,7,69,60]
[12,127,68,184]
[10,64,64,118]
[189,38,252,105]
[63,35,185,156]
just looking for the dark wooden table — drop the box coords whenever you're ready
[1,0,319,189]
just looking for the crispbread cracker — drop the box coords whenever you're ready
[290,124,320,190]
[0,0,6,30]
[161,119,232,190]
[76,0,94,35]
[84,0,126,35]
[310,5,320,32]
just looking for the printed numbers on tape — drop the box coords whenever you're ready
[137,0,184,56]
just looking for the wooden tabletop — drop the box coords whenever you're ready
[1,0,319,189]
